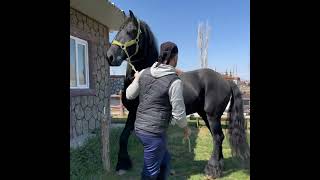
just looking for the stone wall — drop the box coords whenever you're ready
[70,8,110,140]
[110,75,125,95]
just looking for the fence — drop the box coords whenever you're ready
[110,91,127,118]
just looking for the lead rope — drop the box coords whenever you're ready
[121,37,138,73]
[127,58,138,73]
[182,136,191,153]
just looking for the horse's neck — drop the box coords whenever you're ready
[126,46,157,78]
[124,58,155,81]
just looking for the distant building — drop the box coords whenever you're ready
[219,70,250,115]
[220,70,241,85]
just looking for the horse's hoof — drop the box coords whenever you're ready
[116,169,127,176]
[116,157,133,171]
[204,158,223,178]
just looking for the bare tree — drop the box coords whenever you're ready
[197,20,211,68]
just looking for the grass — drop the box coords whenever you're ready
[70,131,104,179]
[70,122,250,180]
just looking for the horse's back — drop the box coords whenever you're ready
[181,68,229,92]
[180,68,231,114]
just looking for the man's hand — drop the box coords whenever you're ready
[175,68,183,76]
[134,71,140,80]
[183,126,191,139]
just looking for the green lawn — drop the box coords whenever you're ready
[70,123,250,180]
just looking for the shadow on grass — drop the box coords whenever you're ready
[169,157,249,180]
[167,122,249,180]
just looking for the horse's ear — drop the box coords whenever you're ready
[129,10,136,20]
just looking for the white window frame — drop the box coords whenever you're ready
[70,35,90,89]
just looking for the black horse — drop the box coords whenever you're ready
[107,11,249,178]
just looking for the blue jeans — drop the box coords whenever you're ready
[135,130,171,180]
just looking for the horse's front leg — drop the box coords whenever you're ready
[116,110,136,173]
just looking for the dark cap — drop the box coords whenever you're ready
[158,41,178,63]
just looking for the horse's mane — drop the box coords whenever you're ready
[140,20,159,58]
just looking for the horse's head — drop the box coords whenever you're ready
[107,10,143,66]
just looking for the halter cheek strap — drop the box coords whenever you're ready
[111,20,141,73]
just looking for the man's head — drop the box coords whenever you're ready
[157,41,178,67]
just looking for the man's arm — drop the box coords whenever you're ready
[126,70,144,100]
[168,79,187,128]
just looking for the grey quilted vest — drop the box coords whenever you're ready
[135,68,179,135]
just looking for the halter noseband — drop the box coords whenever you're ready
[111,19,142,73]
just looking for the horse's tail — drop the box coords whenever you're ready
[228,81,250,160]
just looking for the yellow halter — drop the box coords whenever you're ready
[111,19,142,73]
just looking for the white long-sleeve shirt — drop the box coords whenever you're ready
[126,62,187,128]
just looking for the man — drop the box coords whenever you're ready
[126,41,191,180]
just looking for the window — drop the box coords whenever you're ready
[70,36,89,89]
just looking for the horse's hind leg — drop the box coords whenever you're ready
[197,111,211,133]
[115,110,136,173]
[204,114,225,179]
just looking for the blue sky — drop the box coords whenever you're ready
[109,0,250,81]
